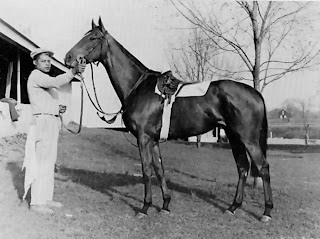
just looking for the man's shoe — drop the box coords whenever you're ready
[30,205,54,215]
[46,200,63,208]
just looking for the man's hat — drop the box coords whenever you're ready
[30,48,54,59]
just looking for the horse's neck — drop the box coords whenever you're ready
[101,36,148,104]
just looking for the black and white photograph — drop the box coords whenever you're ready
[0,1,320,238]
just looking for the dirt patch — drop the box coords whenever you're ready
[1,129,320,239]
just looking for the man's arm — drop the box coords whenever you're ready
[33,70,74,89]
[33,61,86,88]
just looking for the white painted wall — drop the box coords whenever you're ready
[0,103,32,137]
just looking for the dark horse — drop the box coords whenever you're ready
[65,18,273,222]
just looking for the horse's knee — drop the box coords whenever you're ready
[142,166,153,180]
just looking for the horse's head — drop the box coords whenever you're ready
[65,17,108,67]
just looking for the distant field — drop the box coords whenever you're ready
[268,118,320,126]
[268,118,320,139]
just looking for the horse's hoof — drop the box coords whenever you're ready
[136,212,148,219]
[160,209,170,215]
[224,210,235,216]
[260,215,272,223]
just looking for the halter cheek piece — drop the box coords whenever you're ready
[82,29,106,66]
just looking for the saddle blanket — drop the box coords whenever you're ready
[155,81,211,140]
[155,80,211,98]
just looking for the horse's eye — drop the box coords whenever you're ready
[89,37,95,40]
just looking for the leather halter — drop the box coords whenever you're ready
[83,28,106,64]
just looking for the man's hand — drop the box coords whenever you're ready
[77,63,86,74]
[71,61,86,75]
[59,105,67,114]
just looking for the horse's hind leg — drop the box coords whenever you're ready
[226,131,250,214]
[151,142,171,212]
[245,141,273,222]
[251,162,263,188]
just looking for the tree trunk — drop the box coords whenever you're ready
[251,1,261,92]
[251,1,263,188]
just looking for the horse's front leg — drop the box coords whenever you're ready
[151,141,171,212]
[138,134,154,215]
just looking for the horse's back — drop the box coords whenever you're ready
[211,80,264,104]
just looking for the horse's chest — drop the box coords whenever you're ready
[123,97,163,131]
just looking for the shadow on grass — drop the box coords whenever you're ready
[171,168,217,183]
[6,162,31,205]
[57,167,261,219]
[5,161,262,220]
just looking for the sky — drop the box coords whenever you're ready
[1,0,320,115]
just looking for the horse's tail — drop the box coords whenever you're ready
[259,99,268,158]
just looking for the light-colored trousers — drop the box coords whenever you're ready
[30,115,60,205]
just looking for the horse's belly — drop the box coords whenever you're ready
[168,97,221,139]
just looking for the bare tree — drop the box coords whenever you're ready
[170,1,320,92]
[170,28,214,82]
[296,99,312,147]
[170,28,241,82]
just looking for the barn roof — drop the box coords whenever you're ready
[278,109,289,114]
[0,18,67,73]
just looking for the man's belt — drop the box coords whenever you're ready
[34,113,59,117]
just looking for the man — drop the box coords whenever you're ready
[25,48,85,214]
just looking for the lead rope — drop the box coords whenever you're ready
[60,55,87,135]
[60,74,84,135]
[81,62,122,120]
[90,63,104,113]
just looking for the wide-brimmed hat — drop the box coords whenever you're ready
[30,48,54,59]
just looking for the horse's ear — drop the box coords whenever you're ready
[98,16,106,33]
[92,19,97,29]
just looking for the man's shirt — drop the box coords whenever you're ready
[27,69,74,115]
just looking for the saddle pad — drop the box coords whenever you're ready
[176,81,211,97]
[155,81,211,98]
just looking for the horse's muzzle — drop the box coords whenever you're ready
[64,53,72,67]
[76,54,86,65]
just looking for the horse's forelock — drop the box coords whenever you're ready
[84,26,103,37]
